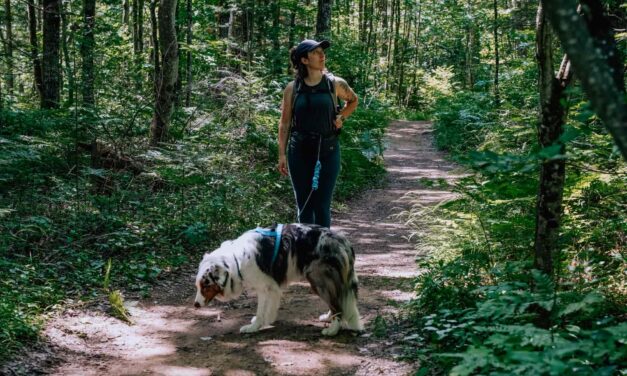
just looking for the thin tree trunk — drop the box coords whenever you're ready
[358,0,364,42]
[138,0,144,52]
[410,0,422,102]
[60,2,74,106]
[184,0,192,106]
[287,8,295,75]
[150,0,178,145]
[123,0,130,24]
[534,3,572,277]
[540,0,627,159]
[270,0,281,74]
[493,0,499,105]
[4,0,14,102]
[217,0,229,38]
[42,0,62,108]
[133,0,139,54]
[28,0,44,101]
[315,0,332,40]
[81,0,96,106]
[149,0,160,88]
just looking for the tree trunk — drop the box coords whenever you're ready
[149,0,160,81]
[270,0,281,74]
[534,3,572,277]
[123,0,130,24]
[81,0,96,107]
[60,2,74,106]
[4,0,14,103]
[28,0,44,101]
[578,0,625,93]
[42,0,62,108]
[315,0,332,40]
[287,8,295,74]
[184,0,192,106]
[410,0,422,102]
[540,0,627,159]
[217,0,229,38]
[493,0,499,105]
[150,0,178,146]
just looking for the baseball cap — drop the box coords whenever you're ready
[294,39,331,60]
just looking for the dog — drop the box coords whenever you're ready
[194,223,363,336]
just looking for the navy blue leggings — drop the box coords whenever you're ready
[288,132,340,228]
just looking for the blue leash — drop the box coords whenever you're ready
[254,224,283,266]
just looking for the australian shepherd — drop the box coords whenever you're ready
[194,223,363,336]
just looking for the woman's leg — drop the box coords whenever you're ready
[288,138,317,224]
[312,142,340,228]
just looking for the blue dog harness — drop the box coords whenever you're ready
[254,224,284,266]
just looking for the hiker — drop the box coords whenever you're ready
[277,39,359,228]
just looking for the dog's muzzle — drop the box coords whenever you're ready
[194,284,222,308]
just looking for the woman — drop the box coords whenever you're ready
[277,39,359,228]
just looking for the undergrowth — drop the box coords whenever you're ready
[404,72,626,374]
[0,76,391,362]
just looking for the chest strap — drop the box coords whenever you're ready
[254,224,284,266]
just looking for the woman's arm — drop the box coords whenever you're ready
[277,82,294,176]
[334,77,359,130]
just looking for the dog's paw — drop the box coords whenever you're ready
[239,323,260,334]
[319,310,333,322]
[321,319,341,336]
[250,316,257,324]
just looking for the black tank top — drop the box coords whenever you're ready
[292,77,335,136]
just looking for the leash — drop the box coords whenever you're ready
[254,223,284,266]
[296,136,322,223]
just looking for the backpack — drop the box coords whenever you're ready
[290,73,340,130]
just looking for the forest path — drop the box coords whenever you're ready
[8,121,463,376]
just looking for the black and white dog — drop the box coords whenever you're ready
[194,223,363,336]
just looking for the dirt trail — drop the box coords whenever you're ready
[5,121,462,376]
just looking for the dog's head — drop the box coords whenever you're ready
[194,257,227,308]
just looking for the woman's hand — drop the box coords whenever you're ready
[278,155,289,176]
[334,114,345,130]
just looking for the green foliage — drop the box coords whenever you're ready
[0,56,392,361]
[406,43,626,374]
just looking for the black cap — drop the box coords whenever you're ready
[294,39,331,60]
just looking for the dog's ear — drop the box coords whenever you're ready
[202,263,223,286]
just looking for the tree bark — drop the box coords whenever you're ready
[493,0,500,105]
[42,0,62,108]
[287,7,295,74]
[123,0,130,24]
[315,0,332,40]
[540,0,627,160]
[81,0,96,107]
[4,0,14,102]
[28,0,44,101]
[184,0,192,106]
[60,2,74,105]
[270,0,281,74]
[150,0,178,146]
[534,3,572,277]
[149,0,160,79]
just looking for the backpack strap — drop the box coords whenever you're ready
[323,73,340,114]
[290,78,303,128]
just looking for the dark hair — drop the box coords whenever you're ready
[289,47,308,80]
